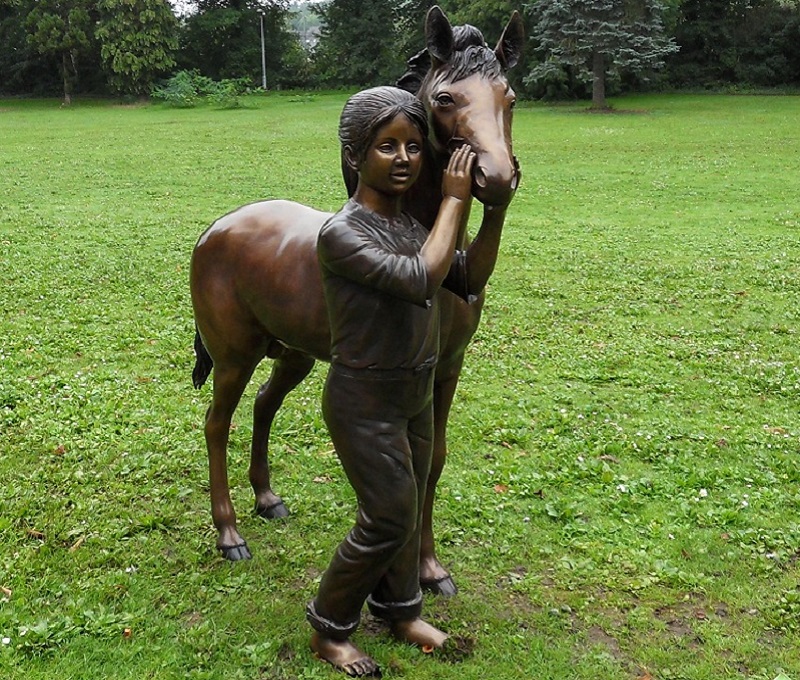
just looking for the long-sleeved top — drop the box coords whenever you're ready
[317,198,472,372]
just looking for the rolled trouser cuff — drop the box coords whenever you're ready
[366,590,423,622]
[306,600,360,641]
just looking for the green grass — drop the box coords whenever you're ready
[1,92,799,679]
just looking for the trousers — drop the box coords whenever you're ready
[306,363,435,639]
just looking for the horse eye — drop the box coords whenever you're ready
[435,92,455,107]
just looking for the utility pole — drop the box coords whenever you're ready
[258,9,267,90]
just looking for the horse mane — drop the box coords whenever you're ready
[396,24,503,94]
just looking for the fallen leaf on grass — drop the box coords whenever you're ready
[765,426,787,435]
[493,484,508,493]
[1,586,11,598]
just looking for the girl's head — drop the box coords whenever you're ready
[339,86,428,166]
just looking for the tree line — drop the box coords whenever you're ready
[1,0,799,106]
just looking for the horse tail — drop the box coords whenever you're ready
[192,327,214,389]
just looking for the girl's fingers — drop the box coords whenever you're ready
[443,145,476,200]
[449,145,474,173]
[446,148,459,172]
[458,151,475,176]
[463,150,476,172]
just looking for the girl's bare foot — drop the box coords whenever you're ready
[390,617,448,650]
[310,632,381,677]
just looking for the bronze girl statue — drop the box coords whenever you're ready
[307,86,477,676]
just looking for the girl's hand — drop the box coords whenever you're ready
[442,145,476,201]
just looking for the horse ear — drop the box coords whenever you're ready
[494,10,525,70]
[426,6,454,66]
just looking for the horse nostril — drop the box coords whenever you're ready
[474,165,488,188]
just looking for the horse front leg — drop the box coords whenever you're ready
[420,362,463,597]
[249,351,316,519]
[206,362,257,561]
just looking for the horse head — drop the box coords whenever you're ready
[400,7,525,208]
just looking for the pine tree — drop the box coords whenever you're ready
[527,0,678,108]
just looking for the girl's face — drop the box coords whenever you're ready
[357,113,424,197]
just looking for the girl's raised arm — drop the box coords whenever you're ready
[420,145,475,297]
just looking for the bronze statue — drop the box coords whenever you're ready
[190,6,524,597]
[307,85,475,677]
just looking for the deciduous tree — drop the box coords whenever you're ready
[667,0,800,87]
[177,1,300,87]
[312,0,400,87]
[96,0,178,96]
[24,0,94,104]
[394,0,436,58]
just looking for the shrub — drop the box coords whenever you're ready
[151,71,250,108]
[150,70,199,108]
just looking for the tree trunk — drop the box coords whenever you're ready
[591,51,607,110]
[61,52,72,106]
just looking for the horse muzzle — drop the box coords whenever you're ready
[472,154,520,207]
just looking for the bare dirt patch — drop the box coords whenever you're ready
[585,624,623,658]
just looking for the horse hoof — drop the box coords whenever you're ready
[420,575,458,597]
[255,500,289,520]
[220,543,252,561]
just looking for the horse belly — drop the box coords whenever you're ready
[241,242,332,361]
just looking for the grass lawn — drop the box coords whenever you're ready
[1,92,799,679]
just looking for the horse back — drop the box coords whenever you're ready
[191,200,333,363]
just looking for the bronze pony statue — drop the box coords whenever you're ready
[190,6,524,597]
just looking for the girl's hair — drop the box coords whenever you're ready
[339,86,428,164]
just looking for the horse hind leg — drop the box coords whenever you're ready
[206,359,259,562]
[249,349,316,519]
